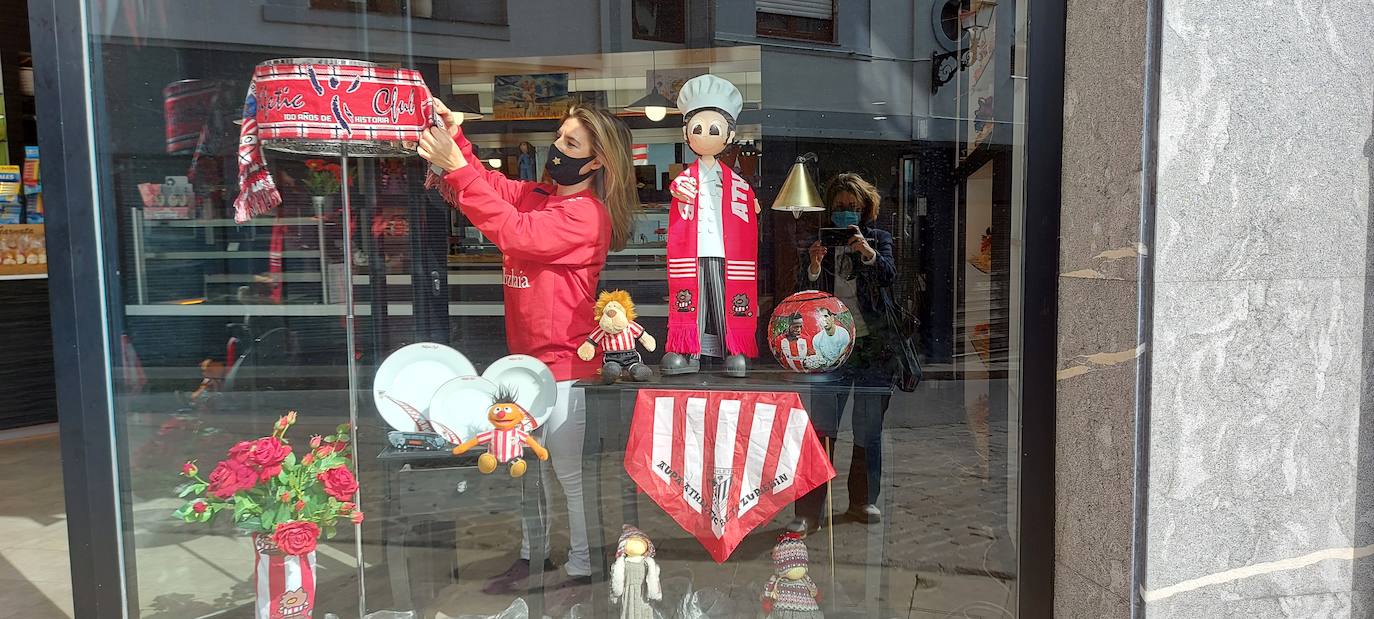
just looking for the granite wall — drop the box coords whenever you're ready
[1139,0,1374,616]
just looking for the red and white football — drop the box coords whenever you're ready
[768,290,855,373]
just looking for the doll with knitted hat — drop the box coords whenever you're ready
[762,533,823,619]
[660,74,761,378]
[609,524,661,619]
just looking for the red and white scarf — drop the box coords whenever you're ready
[233,62,439,223]
[666,161,759,358]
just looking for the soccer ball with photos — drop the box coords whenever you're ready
[768,290,856,374]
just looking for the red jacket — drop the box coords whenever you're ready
[441,131,611,381]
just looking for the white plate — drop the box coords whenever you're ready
[373,343,477,432]
[427,375,501,444]
[482,354,557,429]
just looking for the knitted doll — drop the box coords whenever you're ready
[609,524,662,619]
[762,533,823,619]
[660,74,761,378]
[578,290,657,383]
[451,385,549,477]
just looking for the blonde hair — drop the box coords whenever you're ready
[565,106,639,251]
[594,290,637,321]
[823,172,882,223]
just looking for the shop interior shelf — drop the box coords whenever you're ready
[144,250,323,260]
[144,216,335,228]
[124,303,373,317]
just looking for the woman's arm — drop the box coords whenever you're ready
[860,228,896,287]
[450,128,535,206]
[444,167,607,264]
[798,247,834,292]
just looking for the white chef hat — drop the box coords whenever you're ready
[675,74,743,121]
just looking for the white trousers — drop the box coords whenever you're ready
[520,380,590,576]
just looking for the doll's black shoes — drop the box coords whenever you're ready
[629,363,654,381]
[724,354,748,378]
[660,352,700,375]
[602,361,624,384]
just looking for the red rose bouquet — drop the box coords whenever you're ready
[174,411,362,555]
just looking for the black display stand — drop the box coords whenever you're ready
[377,447,547,618]
[576,370,893,617]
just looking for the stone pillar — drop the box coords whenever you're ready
[1054,0,1150,615]
[1139,0,1374,616]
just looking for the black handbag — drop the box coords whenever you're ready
[880,288,922,392]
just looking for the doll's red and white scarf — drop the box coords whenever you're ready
[666,161,759,357]
[233,62,438,223]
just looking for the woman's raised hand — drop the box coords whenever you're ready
[432,98,464,136]
[417,126,467,173]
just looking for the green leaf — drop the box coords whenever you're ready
[283,451,297,468]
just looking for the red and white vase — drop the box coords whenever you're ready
[251,534,317,619]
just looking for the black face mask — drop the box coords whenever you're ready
[545,143,597,186]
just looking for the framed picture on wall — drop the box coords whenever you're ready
[492,73,572,120]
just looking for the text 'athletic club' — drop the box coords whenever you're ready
[625,390,835,563]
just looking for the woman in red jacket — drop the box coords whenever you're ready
[418,101,638,602]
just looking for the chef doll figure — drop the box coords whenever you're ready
[661,74,760,377]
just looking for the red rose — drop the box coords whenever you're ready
[244,437,292,480]
[309,435,322,449]
[227,440,254,462]
[295,500,306,512]
[192,501,207,514]
[279,491,292,504]
[207,459,258,499]
[340,501,355,512]
[272,521,320,556]
[301,453,314,466]
[317,466,358,501]
[181,461,198,477]
[350,511,365,524]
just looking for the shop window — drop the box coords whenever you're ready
[310,0,507,25]
[756,0,836,43]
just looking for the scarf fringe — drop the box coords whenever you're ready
[424,168,460,208]
[725,331,758,358]
[233,182,281,224]
[666,324,700,354]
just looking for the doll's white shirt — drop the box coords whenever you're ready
[695,160,726,258]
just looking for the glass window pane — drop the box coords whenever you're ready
[79,1,1042,616]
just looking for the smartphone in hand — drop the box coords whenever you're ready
[819,227,866,247]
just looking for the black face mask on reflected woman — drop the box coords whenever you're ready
[544,143,597,186]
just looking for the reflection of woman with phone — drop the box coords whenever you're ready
[788,172,898,535]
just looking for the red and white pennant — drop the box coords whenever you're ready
[624,390,835,563]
